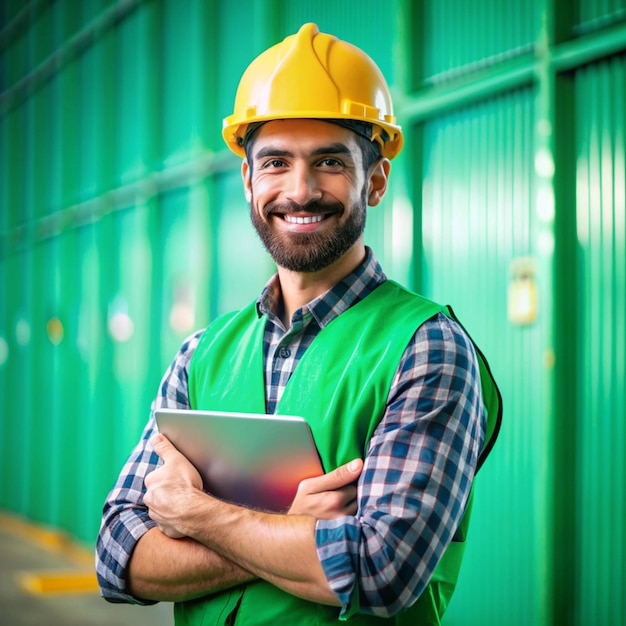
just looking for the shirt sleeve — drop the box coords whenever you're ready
[315,312,486,619]
[95,330,203,604]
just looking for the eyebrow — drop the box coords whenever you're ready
[253,142,354,161]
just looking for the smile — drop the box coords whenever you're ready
[283,214,326,225]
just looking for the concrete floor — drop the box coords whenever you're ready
[0,513,173,626]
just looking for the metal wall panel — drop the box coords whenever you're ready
[0,107,8,233]
[110,205,156,458]
[77,27,102,201]
[574,53,626,625]
[577,0,626,31]
[75,219,114,541]
[27,80,51,220]
[419,92,546,626]
[158,186,214,367]
[4,106,24,229]
[280,0,397,82]
[115,7,145,183]
[160,0,197,164]
[420,0,538,83]
[86,212,121,534]
[0,249,6,507]
[2,248,33,516]
[157,0,218,156]
[212,171,272,316]
[29,236,60,527]
[0,5,27,89]
[159,187,195,364]
[28,3,54,70]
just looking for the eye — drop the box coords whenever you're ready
[317,157,343,169]
[259,158,286,169]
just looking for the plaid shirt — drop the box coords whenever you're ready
[96,249,485,619]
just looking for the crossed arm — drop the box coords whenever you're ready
[128,434,363,605]
[98,314,484,617]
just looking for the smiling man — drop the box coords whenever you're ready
[96,23,501,626]
[244,118,389,321]
[244,119,384,279]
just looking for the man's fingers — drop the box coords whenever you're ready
[289,458,362,518]
[158,524,185,539]
[150,433,180,460]
[304,458,363,493]
[331,458,363,486]
[147,433,204,490]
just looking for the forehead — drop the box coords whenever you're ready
[248,119,360,156]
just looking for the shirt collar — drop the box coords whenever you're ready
[256,247,387,328]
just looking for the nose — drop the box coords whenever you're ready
[283,163,322,206]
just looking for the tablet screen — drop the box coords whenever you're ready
[154,408,324,511]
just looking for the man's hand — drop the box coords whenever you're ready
[143,436,362,606]
[289,458,363,519]
[144,434,203,538]
[146,433,363,537]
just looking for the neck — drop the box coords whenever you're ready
[276,243,366,328]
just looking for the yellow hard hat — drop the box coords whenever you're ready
[222,23,403,159]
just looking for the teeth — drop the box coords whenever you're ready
[284,214,325,224]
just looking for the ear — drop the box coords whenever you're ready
[367,158,390,207]
[241,159,252,203]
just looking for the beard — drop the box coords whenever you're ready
[250,189,368,273]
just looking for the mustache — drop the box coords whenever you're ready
[263,199,344,218]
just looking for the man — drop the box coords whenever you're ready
[96,23,501,625]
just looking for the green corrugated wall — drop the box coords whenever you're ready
[1,1,625,624]
[574,54,626,624]
[420,91,545,624]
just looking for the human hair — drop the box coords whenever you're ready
[348,125,383,172]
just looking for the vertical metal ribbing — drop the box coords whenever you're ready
[575,54,626,625]
[422,92,542,626]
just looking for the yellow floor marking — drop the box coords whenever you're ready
[0,511,93,566]
[0,511,98,595]
[17,571,100,595]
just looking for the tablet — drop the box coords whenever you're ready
[154,408,324,511]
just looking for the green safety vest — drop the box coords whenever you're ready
[181,280,502,625]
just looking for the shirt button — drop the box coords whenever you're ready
[278,346,292,359]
